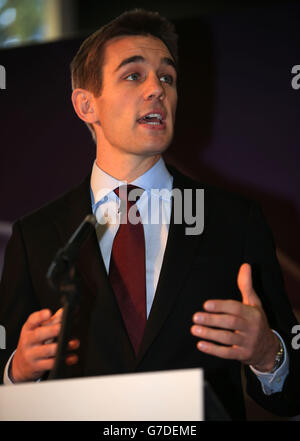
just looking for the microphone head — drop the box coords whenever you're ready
[84,214,98,227]
[47,214,98,291]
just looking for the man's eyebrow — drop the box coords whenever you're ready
[114,55,177,72]
[161,56,177,71]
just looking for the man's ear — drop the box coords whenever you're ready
[71,88,100,124]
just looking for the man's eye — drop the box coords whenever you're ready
[160,74,174,85]
[125,73,140,81]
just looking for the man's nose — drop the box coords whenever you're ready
[143,73,165,101]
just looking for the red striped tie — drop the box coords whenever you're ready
[109,185,146,355]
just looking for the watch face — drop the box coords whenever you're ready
[271,342,284,373]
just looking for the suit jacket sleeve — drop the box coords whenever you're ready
[243,201,300,416]
[0,220,40,382]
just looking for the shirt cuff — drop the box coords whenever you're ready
[3,350,16,385]
[249,330,289,395]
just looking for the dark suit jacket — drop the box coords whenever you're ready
[1,166,300,420]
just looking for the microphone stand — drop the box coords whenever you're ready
[46,214,97,380]
[48,266,80,380]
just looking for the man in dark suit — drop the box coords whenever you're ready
[0,9,300,420]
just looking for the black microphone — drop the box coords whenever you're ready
[47,214,98,290]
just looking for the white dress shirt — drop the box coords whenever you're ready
[90,157,173,318]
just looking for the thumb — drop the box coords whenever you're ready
[237,263,261,306]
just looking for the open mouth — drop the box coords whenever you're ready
[137,112,165,127]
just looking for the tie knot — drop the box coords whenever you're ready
[114,185,144,205]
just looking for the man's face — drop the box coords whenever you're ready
[92,35,177,160]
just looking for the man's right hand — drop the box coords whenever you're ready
[10,309,80,383]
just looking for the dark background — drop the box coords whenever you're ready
[0,0,299,420]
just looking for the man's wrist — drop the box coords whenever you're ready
[249,331,289,395]
[268,336,284,373]
[252,330,285,373]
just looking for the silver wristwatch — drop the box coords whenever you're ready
[269,338,284,373]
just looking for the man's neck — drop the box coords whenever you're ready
[96,154,161,182]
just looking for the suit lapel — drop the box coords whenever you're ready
[51,175,105,300]
[137,169,208,364]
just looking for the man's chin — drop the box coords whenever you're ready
[139,137,173,156]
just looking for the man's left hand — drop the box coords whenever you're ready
[190,263,280,371]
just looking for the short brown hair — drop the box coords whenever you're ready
[70,9,178,141]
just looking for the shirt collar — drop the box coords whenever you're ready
[90,157,173,207]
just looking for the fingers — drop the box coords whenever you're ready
[43,308,64,344]
[31,342,58,360]
[191,324,242,346]
[191,302,249,356]
[30,338,80,361]
[12,308,80,382]
[68,339,80,351]
[193,311,245,331]
[30,323,61,346]
[202,299,247,316]
[31,352,79,374]
[190,264,268,365]
[65,354,79,366]
[26,308,65,347]
[195,340,241,360]
[25,309,52,331]
[43,307,63,326]
[191,310,245,348]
